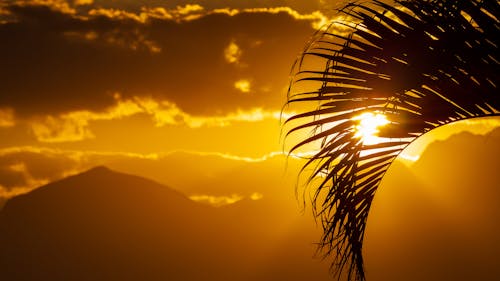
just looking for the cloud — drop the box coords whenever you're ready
[0,108,15,128]
[224,40,242,64]
[0,145,302,203]
[74,0,92,6]
[189,194,243,206]
[250,192,263,200]
[82,5,329,28]
[175,4,204,15]
[28,95,285,142]
[0,1,318,118]
[5,1,329,26]
[12,0,77,14]
[211,7,329,30]
[0,145,160,197]
[189,191,264,206]
[29,96,144,142]
[31,114,95,143]
[0,147,79,195]
[234,79,251,93]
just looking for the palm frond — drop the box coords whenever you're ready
[284,0,499,280]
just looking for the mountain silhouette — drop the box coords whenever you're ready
[413,127,500,191]
[363,128,500,281]
[1,127,498,281]
[0,166,330,281]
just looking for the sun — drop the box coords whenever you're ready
[353,112,390,145]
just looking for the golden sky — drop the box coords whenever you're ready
[0,0,325,192]
[0,0,499,204]
[1,1,500,280]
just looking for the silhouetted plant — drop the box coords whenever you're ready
[284,0,499,280]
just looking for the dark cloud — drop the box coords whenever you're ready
[91,0,337,14]
[0,145,304,198]
[0,2,316,117]
[0,166,25,188]
[0,149,79,189]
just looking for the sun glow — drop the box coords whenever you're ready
[353,112,390,145]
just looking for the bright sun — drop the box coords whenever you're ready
[353,112,389,145]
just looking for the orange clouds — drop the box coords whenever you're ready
[12,0,77,14]
[0,108,15,128]
[1,1,315,118]
[224,40,242,64]
[189,191,264,207]
[86,5,329,29]
[74,0,92,6]
[0,145,305,206]
[45,3,329,29]
[189,194,243,206]
[209,7,329,29]
[30,97,144,142]
[28,96,287,142]
[234,79,252,93]
[140,98,284,128]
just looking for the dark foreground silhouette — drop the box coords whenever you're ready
[0,129,498,281]
[0,166,329,281]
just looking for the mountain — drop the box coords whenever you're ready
[413,127,500,192]
[103,151,306,201]
[1,128,498,281]
[363,128,500,281]
[0,166,330,281]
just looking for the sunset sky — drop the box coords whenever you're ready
[1,1,500,280]
[0,0,334,198]
[1,0,498,201]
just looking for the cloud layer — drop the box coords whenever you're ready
[0,0,318,119]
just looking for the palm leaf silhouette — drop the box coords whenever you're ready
[284,0,499,280]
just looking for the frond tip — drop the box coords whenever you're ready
[284,0,499,280]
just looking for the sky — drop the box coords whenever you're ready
[1,0,500,280]
[0,0,336,197]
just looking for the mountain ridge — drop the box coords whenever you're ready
[0,164,331,281]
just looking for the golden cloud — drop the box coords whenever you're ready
[234,79,251,93]
[35,2,330,29]
[135,97,285,127]
[29,95,287,142]
[224,40,243,64]
[31,114,94,143]
[0,108,15,128]
[30,97,143,143]
[250,192,263,200]
[88,8,147,22]
[0,146,295,202]
[175,4,204,15]
[63,28,161,53]
[59,4,247,54]
[3,1,342,35]
[211,7,329,29]
[73,0,92,6]
[169,150,288,163]
[189,194,243,207]
[88,4,206,23]
[190,191,264,207]
[12,0,76,14]
[0,162,49,198]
